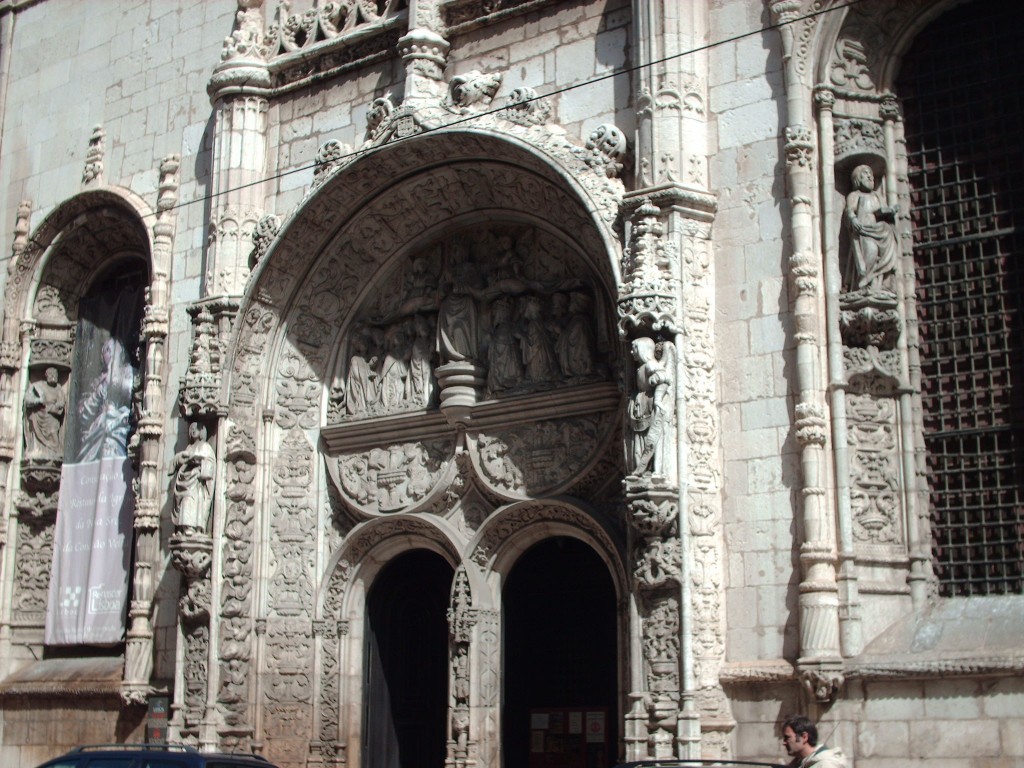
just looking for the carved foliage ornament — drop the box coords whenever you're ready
[334,440,451,514]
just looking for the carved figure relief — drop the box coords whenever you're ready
[844,164,898,294]
[24,367,66,459]
[628,338,676,478]
[332,226,610,421]
[171,422,216,535]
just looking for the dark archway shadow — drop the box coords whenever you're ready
[364,549,454,768]
[502,536,618,768]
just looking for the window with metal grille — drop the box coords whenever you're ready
[900,1,1024,596]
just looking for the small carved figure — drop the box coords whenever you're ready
[487,297,524,393]
[628,337,675,477]
[345,327,380,417]
[519,295,558,383]
[409,314,436,407]
[437,244,481,363]
[557,290,597,378]
[24,367,66,458]
[171,422,216,535]
[486,235,531,297]
[379,323,411,410]
[453,644,470,703]
[844,164,898,293]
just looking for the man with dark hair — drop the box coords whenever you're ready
[782,715,848,768]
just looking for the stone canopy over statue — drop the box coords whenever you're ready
[329,226,610,423]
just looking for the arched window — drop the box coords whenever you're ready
[44,257,147,646]
[899,2,1024,596]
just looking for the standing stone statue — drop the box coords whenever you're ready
[519,295,558,383]
[171,421,216,535]
[845,164,898,293]
[437,244,482,364]
[24,366,66,458]
[628,337,675,477]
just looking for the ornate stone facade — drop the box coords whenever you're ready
[0,2,1022,768]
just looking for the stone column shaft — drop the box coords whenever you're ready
[771,0,843,701]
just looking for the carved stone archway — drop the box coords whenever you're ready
[0,169,179,704]
[211,128,628,763]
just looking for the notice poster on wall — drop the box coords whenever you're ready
[529,707,609,768]
[44,286,140,645]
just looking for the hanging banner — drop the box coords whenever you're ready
[45,456,134,644]
[45,285,141,645]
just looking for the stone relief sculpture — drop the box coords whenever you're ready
[519,295,558,384]
[336,440,447,513]
[330,228,611,423]
[486,297,523,392]
[24,367,66,459]
[557,291,598,379]
[844,164,898,293]
[628,337,676,478]
[171,422,216,535]
[437,243,483,364]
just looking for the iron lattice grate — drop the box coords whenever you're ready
[901,1,1024,596]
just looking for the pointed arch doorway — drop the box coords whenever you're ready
[503,537,618,768]
[364,550,454,768]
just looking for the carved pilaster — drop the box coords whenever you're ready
[207,47,270,295]
[123,154,180,705]
[398,27,450,106]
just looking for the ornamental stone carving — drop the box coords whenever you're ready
[445,70,502,113]
[503,86,551,125]
[23,367,65,459]
[618,200,680,335]
[843,164,898,295]
[82,124,105,186]
[171,421,216,535]
[313,139,350,187]
[627,337,676,480]
[829,38,874,92]
[834,118,885,163]
[333,440,450,514]
[178,304,223,417]
[847,392,902,547]
[580,124,628,178]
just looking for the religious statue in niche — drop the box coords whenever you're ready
[24,366,66,459]
[333,227,610,421]
[628,337,676,478]
[844,164,898,294]
[171,421,216,535]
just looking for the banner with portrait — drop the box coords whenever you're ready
[45,283,142,645]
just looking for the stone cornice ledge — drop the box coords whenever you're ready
[719,659,796,684]
[718,651,1024,686]
[847,651,1024,680]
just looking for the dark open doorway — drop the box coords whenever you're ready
[503,536,618,768]
[364,549,454,768]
